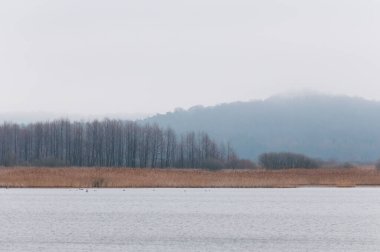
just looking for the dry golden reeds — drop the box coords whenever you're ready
[0,166,379,188]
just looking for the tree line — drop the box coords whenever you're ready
[259,152,320,169]
[0,120,254,169]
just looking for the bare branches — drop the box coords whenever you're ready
[0,120,240,169]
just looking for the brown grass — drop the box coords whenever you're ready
[0,166,379,188]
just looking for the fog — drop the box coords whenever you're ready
[1,0,379,115]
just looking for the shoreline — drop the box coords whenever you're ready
[1,166,379,188]
[2,186,380,189]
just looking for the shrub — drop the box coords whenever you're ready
[200,158,225,171]
[31,157,66,167]
[226,159,256,169]
[259,152,319,170]
[342,162,356,169]
[376,160,380,170]
[92,178,106,187]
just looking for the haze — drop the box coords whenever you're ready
[1,0,379,115]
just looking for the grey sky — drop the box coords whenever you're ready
[1,0,379,115]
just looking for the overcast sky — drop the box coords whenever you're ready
[1,0,379,116]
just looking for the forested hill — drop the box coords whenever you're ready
[144,94,380,162]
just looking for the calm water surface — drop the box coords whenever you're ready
[0,188,379,252]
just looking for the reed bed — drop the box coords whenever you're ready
[0,166,379,188]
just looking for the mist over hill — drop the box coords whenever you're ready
[144,94,380,162]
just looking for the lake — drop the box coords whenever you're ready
[1,188,379,251]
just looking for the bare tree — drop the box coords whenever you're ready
[0,120,244,169]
